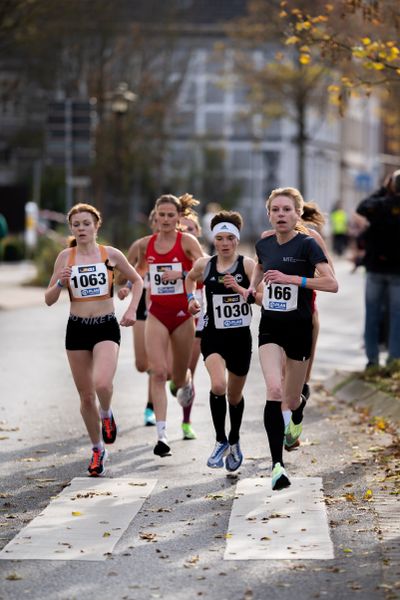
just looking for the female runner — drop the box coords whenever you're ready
[186,211,260,471]
[45,203,143,476]
[246,188,338,490]
[136,193,204,456]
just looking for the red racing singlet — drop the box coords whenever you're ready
[146,231,192,312]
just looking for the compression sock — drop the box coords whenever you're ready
[228,398,244,445]
[291,396,307,425]
[264,401,285,467]
[209,392,227,443]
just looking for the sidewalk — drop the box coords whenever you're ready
[0,261,51,310]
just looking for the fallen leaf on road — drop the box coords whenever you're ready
[71,511,82,517]
[5,573,22,580]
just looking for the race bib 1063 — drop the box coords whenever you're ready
[70,263,108,299]
[262,283,298,312]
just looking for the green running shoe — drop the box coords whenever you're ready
[271,462,291,491]
[169,380,178,397]
[182,422,197,440]
[284,419,302,449]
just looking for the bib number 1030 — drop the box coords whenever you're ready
[212,294,252,329]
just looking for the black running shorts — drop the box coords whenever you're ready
[66,313,121,351]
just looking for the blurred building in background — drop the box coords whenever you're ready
[0,0,390,241]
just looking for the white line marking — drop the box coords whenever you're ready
[0,477,157,561]
[224,477,334,560]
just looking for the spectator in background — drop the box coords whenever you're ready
[202,202,222,254]
[0,213,8,261]
[330,201,348,256]
[356,169,400,368]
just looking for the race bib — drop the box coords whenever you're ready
[149,263,183,295]
[212,293,252,329]
[70,262,109,299]
[262,283,298,312]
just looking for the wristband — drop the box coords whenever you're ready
[300,276,307,288]
[187,293,195,303]
[126,280,133,290]
[56,279,64,288]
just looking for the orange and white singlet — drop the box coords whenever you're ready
[67,245,114,302]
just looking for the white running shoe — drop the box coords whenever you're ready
[176,371,194,408]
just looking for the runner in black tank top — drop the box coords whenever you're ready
[186,211,261,472]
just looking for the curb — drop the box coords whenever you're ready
[324,370,400,435]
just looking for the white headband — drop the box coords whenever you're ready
[212,222,240,240]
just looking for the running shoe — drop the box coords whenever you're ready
[182,422,197,440]
[88,448,107,477]
[144,407,156,426]
[176,371,194,408]
[102,413,117,444]
[302,382,311,401]
[153,440,171,457]
[284,419,302,449]
[207,440,229,468]
[271,462,291,491]
[225,442,243,472]
[169,380,178,397]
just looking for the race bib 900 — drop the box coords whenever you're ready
[262,283,298,312]
[149,263,183,295]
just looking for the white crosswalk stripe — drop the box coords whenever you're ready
[224,477,334,560]
[0,478,157,561]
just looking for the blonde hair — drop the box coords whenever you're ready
[180,212,202,236]
[67,203,102,247]
[267,187,304,216]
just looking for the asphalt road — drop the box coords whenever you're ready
[0,258,398,600]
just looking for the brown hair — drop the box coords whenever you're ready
[155,193,200,218]
[301,202,325,228]
[210,210,243,231]
[67,203,102,247]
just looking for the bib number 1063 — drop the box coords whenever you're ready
[71,272,106,288]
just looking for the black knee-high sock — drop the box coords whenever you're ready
[291,396,307,425]
[209,392,227,443]
[264,401,284,467]
[228,398,244,445]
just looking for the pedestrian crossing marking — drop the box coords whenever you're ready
[0,478,157,561]
[224,477,334,560]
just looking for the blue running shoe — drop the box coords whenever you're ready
[271,462,291,491]
[207,441,229,468]
[225,442,243,472]
[144,407,156,426]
